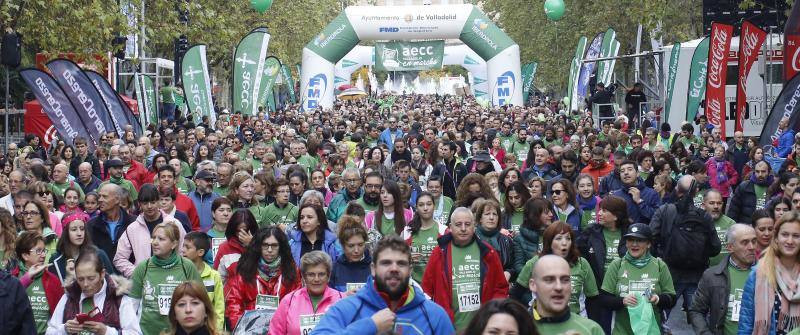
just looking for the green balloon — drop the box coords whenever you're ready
[250,0,273,14]
[562,96,570,106]
[544,0,566,21]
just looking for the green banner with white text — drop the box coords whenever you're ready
[281,64,297,104]
[375,40,445,72]
[259,56,282,107]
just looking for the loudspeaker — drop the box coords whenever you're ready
[1,32,22,68]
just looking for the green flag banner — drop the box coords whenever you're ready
[686,37,709,122]
[596,28,617,86]
[233,28,270,116]
[258,56,282,107]
[375,40,445,72]
[281,64,297,104]
[141,75,158,126]
[182,44,217,128]
[305,12,360,63]
[664,43,681,121]
[569,36,588,111]
[521,62,538,104]
[459,7,515,60]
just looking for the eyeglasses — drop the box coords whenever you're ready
[21,211,41,217]
[552,190,565,195]
[28,248,46,255]
[37,191,51,197]
[261,243,280,251]
[344,179,360,185]
[365,184,382,190]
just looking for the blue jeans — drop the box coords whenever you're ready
[161,103,176,122]
[665,282,697,320]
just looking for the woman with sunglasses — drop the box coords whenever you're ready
[29,182,63,237]
[549,179,582,233]
[13,231,63,333]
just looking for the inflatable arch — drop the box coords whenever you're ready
[333,44,489,100]
[301,4,522,110]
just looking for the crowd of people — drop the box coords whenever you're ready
[1,91,800,335]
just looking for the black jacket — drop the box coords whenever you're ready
[475,227,516,279]
[70,153,101,179]
[576,224,627,288]
[588,89,614,118]
[0,270,35,335]
[688,256,744,335]
[431,158,466,199]
[88,208,137,271]
[727,181,758,225]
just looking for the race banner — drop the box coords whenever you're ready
[46,59,115,137]
[736,21,767,132]
[281,64,297,103]
[759,72,800,147]
[233,28,270,116]
[785,3,800,82]
[375,40,445,72]
[568,36,587,111]
[19,68,96,146]
[599,39,620,86]
[141,75,158,126]
[596,28,616,87]
[134,74,148,128]
[182,44,217,128]
[84,70,131,137]
[577,32,604,108]
[686,37,710,121]
[664,43,681,120]
[704,22,734,138]
[522,62,538,103]
[258,56,282,107]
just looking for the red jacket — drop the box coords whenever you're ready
[124,160,147,190]
[421,234,509,322]
[12,265,63,313]
[223,262,302,328]
[581,162,615,192]
[174,190,200,231]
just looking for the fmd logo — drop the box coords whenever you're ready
[379,27,399,32]
[496,71,516,106]
[306,73,328,109]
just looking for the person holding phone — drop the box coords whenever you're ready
[46,250,141,335]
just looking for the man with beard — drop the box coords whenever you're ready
[551,150,580,186]
[189,169,220,232]
[99,159,138,204]
[609,160,660,224]
[357,172,383,213]
[68,137,100,178]
[703,190,737,267]
[327,168,363,223]
[496,122,515,152]
[580,147,614,193]
[313,236,454,334]
[689,224,757,335]
[422,207,508,331]
[728,160,773,225]
[508,128,529,167]
[531,255,604,334]
[389,138,411,166]
[420,127,437,152]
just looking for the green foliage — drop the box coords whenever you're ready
[482,0,702,93]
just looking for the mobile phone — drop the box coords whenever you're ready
[76,307,101,323]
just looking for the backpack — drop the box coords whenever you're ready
[659,203,714,270]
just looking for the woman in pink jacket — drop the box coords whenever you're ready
[705,144,739,204]
[113,184,186,277]
[268,251,345,335]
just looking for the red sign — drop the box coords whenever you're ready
[705,22,734,139]
[735,21,767,132]
[23,100,58,148]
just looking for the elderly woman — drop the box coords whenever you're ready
[268,251,345,335]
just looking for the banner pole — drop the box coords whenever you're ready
[4,67,9,151]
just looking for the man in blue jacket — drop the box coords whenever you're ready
[313,236,454,335]
[610,160,661,224]
[378,117,405,152]
[776,117,795,158]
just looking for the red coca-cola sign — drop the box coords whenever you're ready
[736,21,767,132]
[705,22,734,138]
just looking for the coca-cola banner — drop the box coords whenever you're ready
[784,0,800,82]
[736,21,767,132]
[704,22,734,139]
[759,72,800,147]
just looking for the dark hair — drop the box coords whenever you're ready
[599,195,631,231]
[74,248,105,275]
[295,203,329,235]
[372,235,411,265]
[56,216,95,260]
[151,153,169,171]
[407,192,435,235]
[15,231,44,260]
[158,187,177,201]
[463,299,539,335]
[224,209,259,240]
[685,160,707,175]
[540,222,580,264]
[752,208,773,226]
[474,199,504,231]
[550,179,577,208]
[498,167,522,193]
[376,180,407,235]
[768,172,799,198]
[344,201,366,218]
[157,164,176,177]
[769,197,793,220]
[211,197,232,212]
[560,150,578,165]
[137,183,160,203]
[237,226,297,284]
[185,232,211,257]
[523,198,552,230]
[337,215,368,243]
[504,181,531,213]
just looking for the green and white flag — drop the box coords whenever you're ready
[596,28,617,87]
[258,56,282,108]
[522,62,538,104]
[182,44,216,128]
[139,75,158,126]
[686,37,710,121]
[233,28,270,116]
[569,36,588,111]
[281,64,297,104]
[664,43,681,120]
[600,39,620,86]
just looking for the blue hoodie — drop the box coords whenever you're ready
[329,250,372,292]
[313,276,455,335]
[610,178,661,224]
[288,229,340,264]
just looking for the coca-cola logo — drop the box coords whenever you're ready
[707,98,723,126]
[740,27,760,89]
[790,38,800,72]
[708,27,729,89]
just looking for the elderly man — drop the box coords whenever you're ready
[49,163,84,199]
[422,207,508,331]
[189,169,220,232]
[77,162,102,194]
[531,255,604,334]
[327,168,363,224]
[689,224,757,335]
[213,163,233,196]
[704,190,738,267]
[0,170,25,214]
[119,144,147,189]
[88,183,137,265]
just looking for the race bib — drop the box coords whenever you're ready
[255,294,279,311]
[433,213,448,227]
[729,288,744,322]
[300,314,323,335]
[517,151,528,162]
[456,282,481,312]
[211,238,225,259]
[756,197,766,210]
[346,282,366,292]
[158,283,179,316]
[203,279,215,293]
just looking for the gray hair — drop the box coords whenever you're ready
[450,207,474,225]
[342,167,361,180]
[726,223,756,244]
[195,160,217,173]
[299,250,332,274]
[299,190,325,207]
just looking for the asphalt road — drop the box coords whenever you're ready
[664,296,696,335]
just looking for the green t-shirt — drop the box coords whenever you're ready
[411,225,439,283]
[724,263,750,335]
[432,196,454,227]
[511,142,530,166]
[498,134,515,152]
[602,228,622,271]
[27,275,48,334]
[214,184,230,197]
[129,257,202,335]
[533,312,605,335]
[600,257,676,335]
[262,203,298,228]
[710,215,737,267]
[451,241,482,331]
[376,213,397,237]
[508,209,524,234]
[517,256,599,314]
[49,181,85,201]
[754,185,767,210]
[297,154,318,175]
[581,209,597,230]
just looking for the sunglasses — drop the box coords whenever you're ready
[552,190,565,195]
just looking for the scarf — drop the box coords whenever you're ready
[258,257,282,281]
[623,251,653,269]
[577,195,599,212]
[750,173,775,187]
[754,262,800,334]
[152,251,179,269]
[109,176,124,185]
[714,157,728,184]
[18,262,43,279]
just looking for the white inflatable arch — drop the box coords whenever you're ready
[301,4,522,110]
[333,44,490,100]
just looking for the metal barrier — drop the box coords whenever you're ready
[592,103,619,127]
[638,100,663,129]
